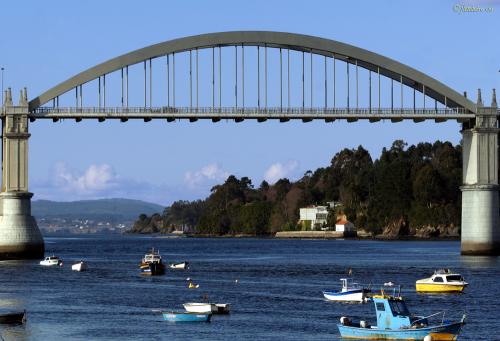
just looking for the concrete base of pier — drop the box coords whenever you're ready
[461,185,500,256]
[0,192,44,259]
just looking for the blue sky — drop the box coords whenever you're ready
[1,0,499,205]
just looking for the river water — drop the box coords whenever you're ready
[0,236,498,340]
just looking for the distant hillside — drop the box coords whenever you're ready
[32,198,164,221]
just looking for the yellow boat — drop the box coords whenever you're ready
[416,269,468,293]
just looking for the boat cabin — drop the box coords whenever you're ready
[340,278,362,292]
[373,295,414,329]
[143,253,162,263]
[431,271,465,284]
[44,256,59,261]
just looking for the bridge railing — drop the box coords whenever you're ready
[31,106,471,118]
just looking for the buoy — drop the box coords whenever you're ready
[186,277,191,281]
[424,335,433,341]
[235,279,239,283]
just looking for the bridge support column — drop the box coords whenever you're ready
[0,88,44,259]
[461,89,499,255]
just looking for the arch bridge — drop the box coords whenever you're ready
[1,31,498,259]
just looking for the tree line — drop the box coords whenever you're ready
[133,140,463,236]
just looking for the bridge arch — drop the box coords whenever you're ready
[29,31,475,113]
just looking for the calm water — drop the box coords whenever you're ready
[0,237,498,340]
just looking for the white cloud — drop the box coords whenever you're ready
[263,160,299,184]
[53,162,117,194]
[184,163,230,189]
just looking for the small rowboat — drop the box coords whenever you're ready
[71,261,88,272]
[0,311,26,324]
[169,262,188,269]
[183,302,231,314]
[162,311,211,322]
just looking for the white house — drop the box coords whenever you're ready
[299,206,329,230]
[335,214,356,233]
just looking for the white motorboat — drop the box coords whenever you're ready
[322,278,371,303]
[183,302,230,314]
[170,262,188,269]
[71,261,88,271]
[39,256,62,267]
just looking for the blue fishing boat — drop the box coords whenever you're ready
[162,311,211,322]
[337,288,465,340]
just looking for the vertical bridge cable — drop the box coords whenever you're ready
[258,46,262,112]
[423,84,426,110]
[369,70,371,114]
[324,56,327,110]
[121,68,124,108]
[391,79,394,113]
[150,58,152,111]
[346,61,349,112]
[378,67,380,112]
[143,61,146,108]
[219,46,221,112]
[235,46,237,109]
[242,45,245,109]
[167,55,170,108]
[400,74,403,113]
[265,45,268,113]
[212,48,215,110]
[98,76,101,109]
[196,49,199,111]
[75,87,78,109]
[287,49,290,111]
[190,50,192,110]
[302,51,304,112]
[310,50,313,109]
[126,66,129,109]
[356,60,358,110]
[80,84,83,109]
[103,74,106,108]
[280,48,283,112]
[413,86,416,114]
[333,56,336,110]
[173,52,176,108]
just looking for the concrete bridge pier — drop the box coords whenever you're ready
[0,88,44,259]
[461,89,500,255]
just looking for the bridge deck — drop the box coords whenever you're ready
[30,107,474,121]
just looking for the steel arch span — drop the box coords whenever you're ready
[29,31,476,114]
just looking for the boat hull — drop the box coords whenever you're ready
[184,303,230,314]
[0,311,26,324]
[140,262,165,276]
[162,312,211,322]
[183,303,212,313]
[415,283,466,293]
[338,322,463,340]
[71,262,87,271]
[323,289,367,303]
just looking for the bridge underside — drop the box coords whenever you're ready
[30,107,473,122]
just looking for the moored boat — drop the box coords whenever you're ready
[162,311,211,322]
[0,311,26,324]
[183,302,231,314]
[139,248,165,276]
[337,288,466,340]
[323,278,371,303]
[169,262,188,269]
[416,269,468,293]
[40,256,62,266]
[71,261,88,271]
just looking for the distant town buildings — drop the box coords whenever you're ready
[299,205,329,230]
